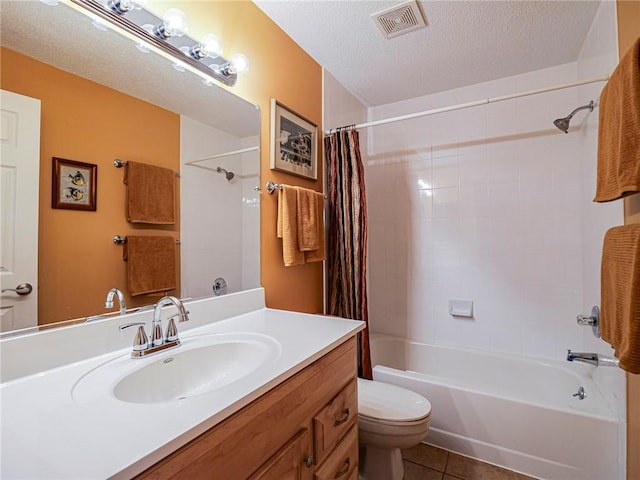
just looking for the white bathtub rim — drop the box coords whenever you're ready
[370,333,596,380]
[374,365,617,423]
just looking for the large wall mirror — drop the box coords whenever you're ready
[0,1,261,336]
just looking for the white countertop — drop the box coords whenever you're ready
[0,307,364,479]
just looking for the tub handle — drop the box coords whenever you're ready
[576,305,600,338]
[334,458,350,478]
[334,408,350,426]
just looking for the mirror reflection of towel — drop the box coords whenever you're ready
[124,161,176,224]
[124,236,177,296]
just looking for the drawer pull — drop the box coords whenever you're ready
[334,458,350,478]
[304,455,314,468]
[333,409,350,427]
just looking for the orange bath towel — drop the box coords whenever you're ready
[276,185,325,266]
[600,224,640,374]
[296,187,321,251]
[125,161,176,224]
[594,37,640,202]
[124,236,177,296]
[277,186,305,267]
[303,192,326,264]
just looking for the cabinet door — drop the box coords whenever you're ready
[313,379,357,463]
[314,427,358,480]
[250,428,313,480]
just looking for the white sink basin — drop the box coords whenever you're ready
[72,332,281,405]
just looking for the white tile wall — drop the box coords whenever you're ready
[180,117,260,300]
[364,2,622,364]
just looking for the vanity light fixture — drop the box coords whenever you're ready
[57,0,248,87]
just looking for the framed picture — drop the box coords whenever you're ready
[270,99,318,181]
[51,157,97,211]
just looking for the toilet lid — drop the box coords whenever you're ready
[358,378,431,422]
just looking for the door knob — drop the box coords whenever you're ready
[1,283,33,295]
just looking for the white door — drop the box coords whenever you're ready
[0,90,40,332]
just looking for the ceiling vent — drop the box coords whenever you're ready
[371,1,427,39]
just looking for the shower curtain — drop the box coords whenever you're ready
[325,128,372,380]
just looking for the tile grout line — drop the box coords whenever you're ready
[443,450,450,475]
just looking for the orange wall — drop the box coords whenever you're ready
[617,1,640,478]
[147,1,325,314]
[0,47,180,324]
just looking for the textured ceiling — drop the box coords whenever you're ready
[253,0,601,106]
[1,1,259,137]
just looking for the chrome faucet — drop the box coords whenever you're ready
[105,288,127,315]
[566,350,619,367]
[120,296,190,358]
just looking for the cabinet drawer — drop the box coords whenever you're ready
[314,426,358,480]
[249,428,313,480]
[313,379,357,463]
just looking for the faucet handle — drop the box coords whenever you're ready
[119,322,149,351]
[165,317,179,342]
[151,321,163,347]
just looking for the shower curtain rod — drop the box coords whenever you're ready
[185,146,259,172]
[324,74,609,134]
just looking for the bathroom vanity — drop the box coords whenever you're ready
[0,289,364,479]
[136,338,358,480]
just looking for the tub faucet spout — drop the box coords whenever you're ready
[566,350,619,367]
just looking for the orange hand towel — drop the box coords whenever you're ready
[125,161,176,224]
[304,192,326,264]
[600,224,640,374]
[296,187,320,251]
[124,236,177,296]
[277,186,304,267]
[594,37,640,202]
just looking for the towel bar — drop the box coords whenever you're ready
[265,181,284,194]
[113,235,180,245]
[265,181,327,199]
[113,159,180,177]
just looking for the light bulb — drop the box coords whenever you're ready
[162,8,187,37]
[108,0,146,14]
[160,8,188,38]
[216,53,249,76]
[190,34,222,59]
[202,34,223,58]
[230,54,249,74]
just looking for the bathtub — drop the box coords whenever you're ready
[370,335,622,480]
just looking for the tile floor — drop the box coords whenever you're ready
[402,443,539,480]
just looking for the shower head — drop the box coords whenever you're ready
[553,100,595,133]
[216,166,234,181]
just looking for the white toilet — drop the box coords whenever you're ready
[357,378,432,480]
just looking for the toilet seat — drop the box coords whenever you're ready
[357,378,431,424]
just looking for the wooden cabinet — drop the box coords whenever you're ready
[136,337,358,480]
